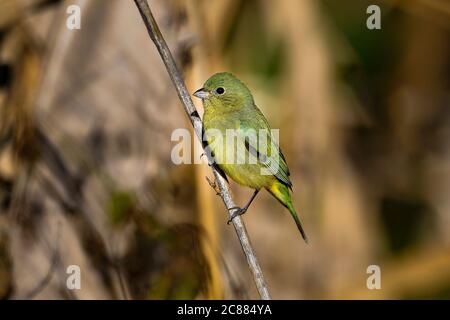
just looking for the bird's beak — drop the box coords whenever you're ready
[193,88,210,99]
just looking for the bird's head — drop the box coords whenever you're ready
[193,72,254,111]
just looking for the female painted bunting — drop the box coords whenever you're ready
[193,72,308,243]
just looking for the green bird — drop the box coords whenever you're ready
[193,72,308,243]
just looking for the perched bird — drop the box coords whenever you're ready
[194,72,308,243]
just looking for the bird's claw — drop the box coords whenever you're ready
[227,207,247,224]
[206,176,221,195]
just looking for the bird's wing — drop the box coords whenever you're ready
[239,108,292,189]
[201,126,229,183]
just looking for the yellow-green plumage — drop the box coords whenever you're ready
[194,72,308,243]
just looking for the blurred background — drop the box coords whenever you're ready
[0,0,449,299]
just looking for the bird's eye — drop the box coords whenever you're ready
[215,87,225,95]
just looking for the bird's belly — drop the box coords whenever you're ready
[204,117,274,189]
[215,137,275,189]
[220,163,273,189]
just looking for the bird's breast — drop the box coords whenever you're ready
[203,113,274,189]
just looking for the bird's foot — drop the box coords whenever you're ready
[227,207,247,224]
[206,176,221,195]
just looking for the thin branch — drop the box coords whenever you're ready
[133,0,271,300]
[23,223,61,299]
[35,0,90,117]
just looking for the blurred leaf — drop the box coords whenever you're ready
[106,190,136,226]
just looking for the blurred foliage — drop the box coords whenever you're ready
[320,0,448,258]
[105,187,209,299]
[106,190,136,226]
[0,0,449,300]
[223,0,287,83]
[380,196,432,254]
[123,214,210,299]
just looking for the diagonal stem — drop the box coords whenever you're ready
[133,0,271,300]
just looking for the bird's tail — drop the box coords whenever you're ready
[267,182,309,244]
[287,202,309,244]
